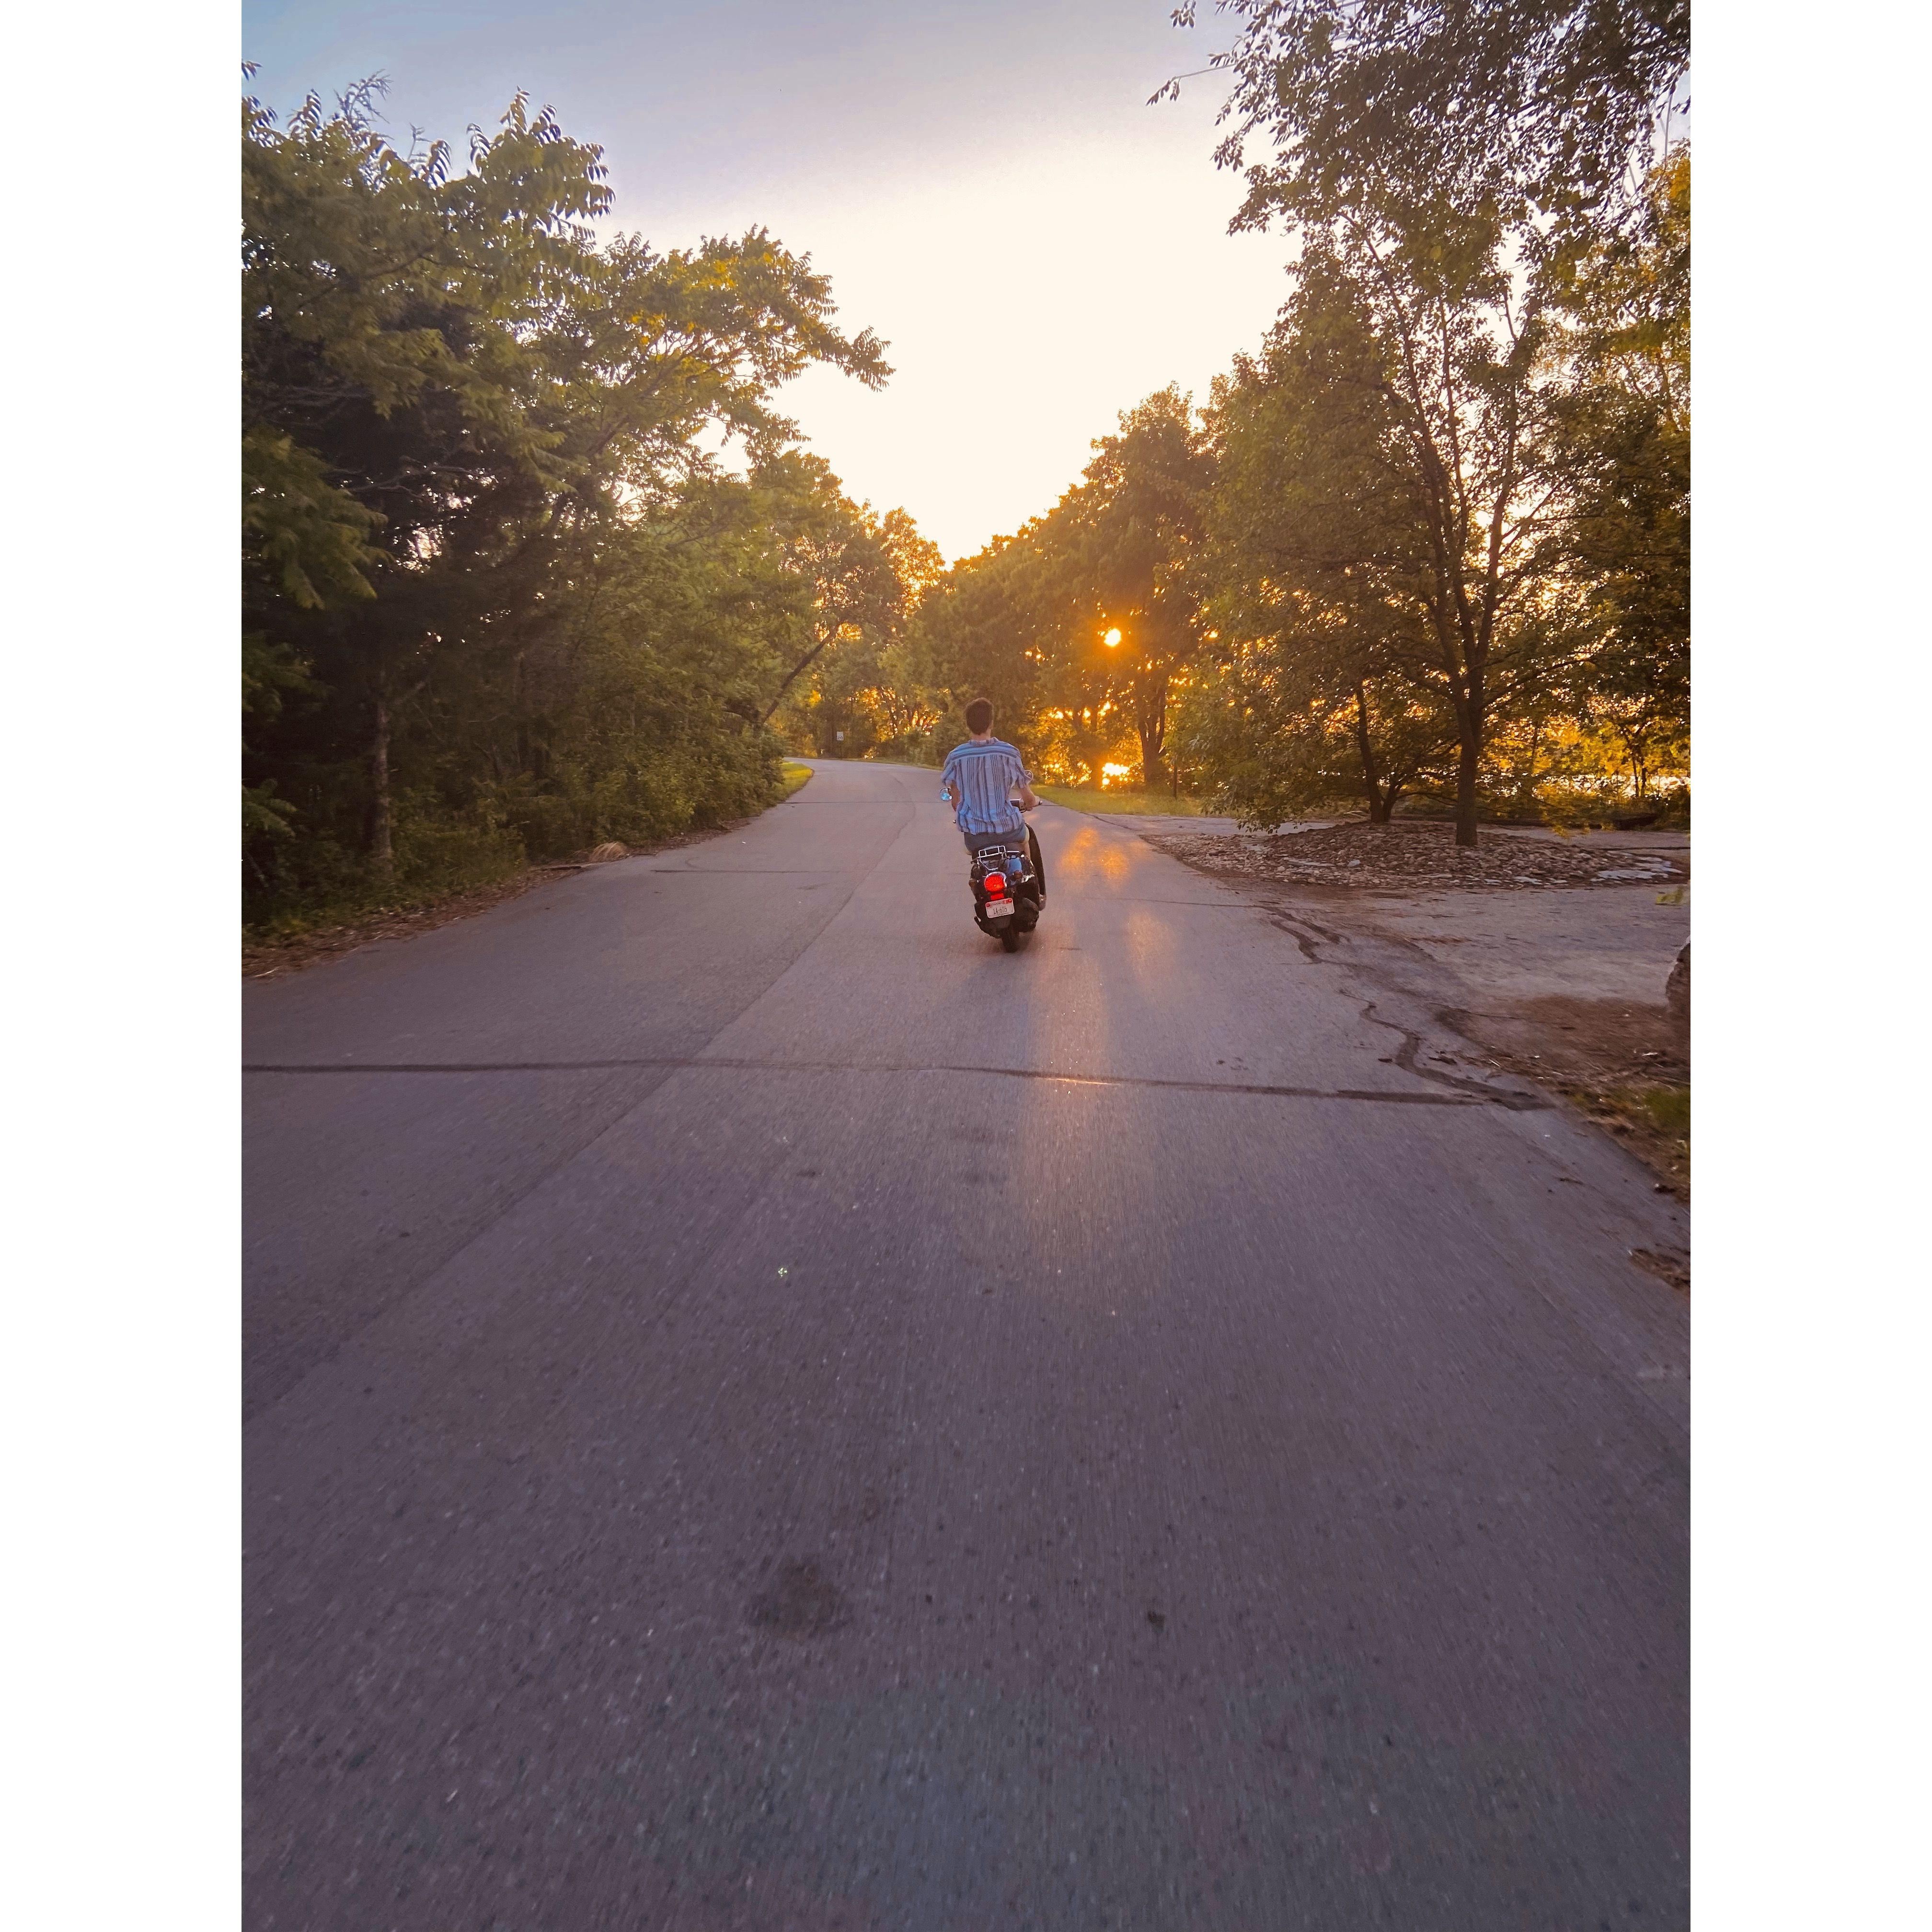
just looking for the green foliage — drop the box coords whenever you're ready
[905,529,1061,764]
[778,506,948,760]
[1054,388,1216,783]
[754,457,923,743]
[241,26,1692,895]
[1175,658,1454,828]
[890,136,1686,828]
[1182,272,1464,824]
[241,79,897,931]
[242,427,382,612]
[1162,2,1689,842]
[1552,150,1690,801]
[906,388,1215,784]
[1193,0,1686,261]
[248,791,529,940]
[1080,7,1692,835]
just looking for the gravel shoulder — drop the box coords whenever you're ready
[1143,816,1686,892]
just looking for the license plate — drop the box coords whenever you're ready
[984,897,1013,917]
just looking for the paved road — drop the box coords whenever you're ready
[244,759,1689,1930]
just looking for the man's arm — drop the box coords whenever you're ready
[1012,754,1039,813]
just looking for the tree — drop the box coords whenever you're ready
[1194,280,1439,821]
[771,501,945,758]
[1176,646,1452,827]
[1169,0,1688,254]
[904,389,1216,786]
[854,511,951,756]
[1162,0,1686,841]
[752,456,908,734]
[1553,150,1689,802]
[242,80,889,922]
[907,527,1066,764]
[1190,248,1578,829]
[1058,388,1218,784]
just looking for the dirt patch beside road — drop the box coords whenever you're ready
[1145,818,1684,892]
[1444,992,1690,1200]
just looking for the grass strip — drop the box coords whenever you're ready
[1035,784,1206,816]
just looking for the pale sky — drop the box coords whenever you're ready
[242,1,1295,560]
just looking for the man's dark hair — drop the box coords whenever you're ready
[964,697,994,735]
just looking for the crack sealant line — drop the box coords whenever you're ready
[242,1054,1485,1106]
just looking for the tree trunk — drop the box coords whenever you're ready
[1454,728,1480,847]
[1135,715,1165,790]
[1520,718,1543,803]
[1133,665,1171,791]
[1449,662,1485,846]
[370,692,394,877]
[1353,684,1391,824]
[1136,710,1166,791]
[759,627,837,731]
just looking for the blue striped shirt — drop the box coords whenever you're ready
[941,737,1031,838]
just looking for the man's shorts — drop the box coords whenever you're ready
[962,827,1028,857]
[962,828,1044,900]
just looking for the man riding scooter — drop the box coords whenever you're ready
[941,699,1046,937]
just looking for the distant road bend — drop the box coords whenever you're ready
[244,757,1689,1929]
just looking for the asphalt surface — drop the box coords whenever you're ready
[244,758,1690,1930]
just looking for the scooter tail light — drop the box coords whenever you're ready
[983,871,1006,896]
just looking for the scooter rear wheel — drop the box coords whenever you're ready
[1000,926,1019,952]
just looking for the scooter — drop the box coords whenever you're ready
[967,827,1042,952]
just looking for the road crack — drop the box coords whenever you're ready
[1358,1004,1551,1112]
[243,1054,1482,1106]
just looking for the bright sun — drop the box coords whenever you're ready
[1103,628,1122,647]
